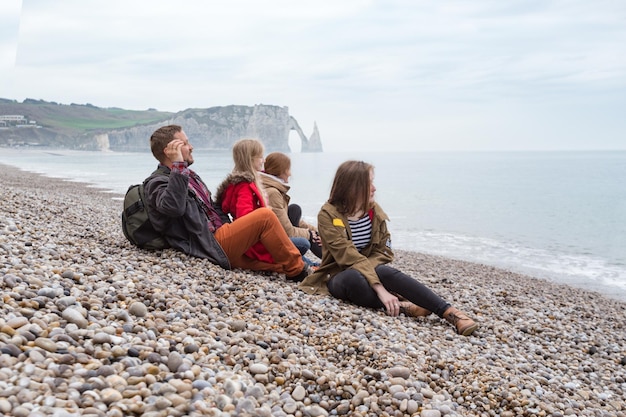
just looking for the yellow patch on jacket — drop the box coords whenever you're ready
[332,218,345,227]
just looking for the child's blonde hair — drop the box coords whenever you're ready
[232,138,266,199]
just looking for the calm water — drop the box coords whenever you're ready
[1,148,625,302]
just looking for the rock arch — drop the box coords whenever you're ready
[289,116,323,152]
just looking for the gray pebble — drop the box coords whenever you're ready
[129,301,148,317]
[1,167,625,417]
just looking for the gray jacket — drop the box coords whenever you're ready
[143,164,231,269]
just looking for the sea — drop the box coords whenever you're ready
[1,148,625,302]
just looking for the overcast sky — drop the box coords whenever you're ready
[1,0,625,152]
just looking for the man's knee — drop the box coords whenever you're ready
[256,207,274,216]
[244,207,274,225]
[256,207,280,226]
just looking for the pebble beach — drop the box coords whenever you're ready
[1,163,625,417]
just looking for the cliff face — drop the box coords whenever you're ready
[0,101,323,152]
[106,105,322,152]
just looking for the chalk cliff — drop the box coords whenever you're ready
[0,100,323,152]
[303,122,323,153]
[106,105,322,152]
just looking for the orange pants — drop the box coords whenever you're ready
[214,207,304,277]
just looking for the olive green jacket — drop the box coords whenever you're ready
[299,201,394,295]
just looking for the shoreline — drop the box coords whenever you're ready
[1,150,625,305]
[1,164,625,416]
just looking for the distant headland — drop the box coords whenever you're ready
[0,98,323,152]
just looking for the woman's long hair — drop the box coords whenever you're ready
[328,160,373,217]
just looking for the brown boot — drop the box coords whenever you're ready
[399,301,431,317]
[443,307,478,336]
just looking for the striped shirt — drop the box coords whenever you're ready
[348,214,372,251]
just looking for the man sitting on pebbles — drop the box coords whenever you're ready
[143,124,311,281]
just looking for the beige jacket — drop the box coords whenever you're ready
[299,201,393,295]
[260,173,316,239]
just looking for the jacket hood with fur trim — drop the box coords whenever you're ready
[214,171,257,206]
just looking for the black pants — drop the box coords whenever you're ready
[327,264,450,317]
[288,204,323,259]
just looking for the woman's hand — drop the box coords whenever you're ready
[372,283,400,316]
[310,230,322,245]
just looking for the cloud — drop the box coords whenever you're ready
[0,1,21,70]
[3,0,626,150]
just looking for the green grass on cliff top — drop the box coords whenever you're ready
[0,98,174,132]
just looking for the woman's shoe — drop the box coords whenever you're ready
[443,307,478,336]
[399,301,431,317]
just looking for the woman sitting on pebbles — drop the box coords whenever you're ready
[260,152,323,266]
[299,160,478,336]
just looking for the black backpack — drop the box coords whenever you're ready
[121,171,170,250]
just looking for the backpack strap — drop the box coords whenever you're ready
[145,165,170,183]
[124,187,145,217]
[144,165,198,204]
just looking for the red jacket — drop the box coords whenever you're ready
[215,172,274,263]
